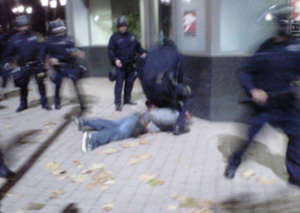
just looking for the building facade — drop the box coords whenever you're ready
[66,0,290,121]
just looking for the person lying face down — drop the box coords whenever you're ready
[77,108,187,153]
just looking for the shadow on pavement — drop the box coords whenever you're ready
[61,203,81,213]
[220,192,300,212]
[0,106,84,201]
[217,134,288,181]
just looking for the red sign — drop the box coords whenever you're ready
[292,0,300,21]
[183,10,197,37]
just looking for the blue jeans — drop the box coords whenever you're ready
[82,114,142,149]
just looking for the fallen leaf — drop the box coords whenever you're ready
[140,154,152,160]
[138,134,147,139]
[180,197,199,208]
[103,180,115,185]
[88,163,106,171]
[87,182,101,190]
[5,125,14,129]
[256,176,276,186]
[147,178,165,187]
[123,141,139,148]
[92,172,114,183]
[48,130,54,134]
[102,203,114,211]
[52,169,66,176]
[139,139,151,145]
[25,203,45,210]
[139,173,157,181]
[101,186,110,191]
[70,174,91,183]
[56,174,69,181]
[100,149,119,155]
[14,211,24,213]
[128,158,142,165]
[241,170,255,180]
[171,193,187,201]
[44,122,57,127]
[166,205,178,211]
[52,189,66,195]
[44,161,61,170]
[72,160,83,168]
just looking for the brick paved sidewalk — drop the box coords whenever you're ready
[0,78,299,213]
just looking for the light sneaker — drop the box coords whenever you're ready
[73,116,83,131]
[81,132,93,153]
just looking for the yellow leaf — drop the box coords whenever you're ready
[171,193,187,201]
[256,176,276,186]
[44,161,61,170]
[101,186,110,191]
[100,149,119,155]
[52,189,66,195]
[25,203,45,210]
[87,182,101,190]
[70,174,91,183]
[140,154,152,160]
[198,200,217,209]
[52,169,66,176]
[139,139,151,145]
[44,122,57,127]
[166,205,178,211]
[123,141,139,148]
[138,173,157,181]
[88,163,106,171]
[241,170,255,180]
[128,158,142,165]
[102,203,114,211]
[56,174,69,181]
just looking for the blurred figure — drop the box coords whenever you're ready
[45,20,86,110]
[0,150,14,179]
[108,15,147,111]
[7,15,51,112]
[224,6,300,188]
[0,24,10,98]
[78,107,183,153]
[140,39,192,135]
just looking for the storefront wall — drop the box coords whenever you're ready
[65,0,290,121]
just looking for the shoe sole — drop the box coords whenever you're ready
[82,132,88,153]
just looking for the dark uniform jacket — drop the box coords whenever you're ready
[107,32,145,65]
[239,37,300,134]
[7,31,43,66]
[140,45,184,108]
[45,34,78,64]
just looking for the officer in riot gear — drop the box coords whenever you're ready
[108,15,147,111]
[7,15,51,112]
[140,38,192,135]
[224,6,300,188]
[45,20,86,110]
[0,24,9,97]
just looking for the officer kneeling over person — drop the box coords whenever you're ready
[7,15,51,112]
[45,20,86,110]
[108,16,147,111]
[140,39,192,135]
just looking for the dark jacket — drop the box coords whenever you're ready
[6,31,43,65]
[107,32,145,65]
[45,34,78,64]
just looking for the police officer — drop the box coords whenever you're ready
[140,39,192,135]
[224,6,300,188]
[108,16,147,111]
[0,24,9,97]
[7,15,51,112]
[45,20,86,110]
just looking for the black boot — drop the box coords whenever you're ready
[16,105,28,112]
[115,104,122,111]
[0,164,15,179]
[55,103,61,110]
[224,164,239,179]
[42,104,52,111]
[124,101,137,105]
[173,125,190,135]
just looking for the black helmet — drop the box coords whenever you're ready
[49,20,66,33]
[116,16,129,27]
[14,15,31,28]
[258,5,292,36]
